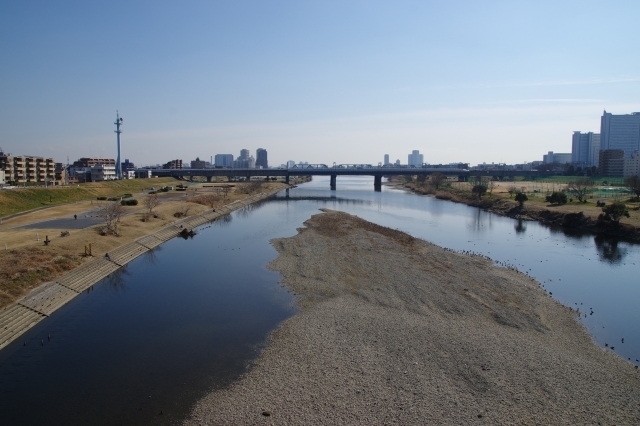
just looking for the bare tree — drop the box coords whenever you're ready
[430,172,446,189]
[98,202,124,236]
[566,179,595,203]
[221,185,231,198]
[507,185,517,198]
[625,175,640,201]
[488,180,496,197]
[145,194,160,215]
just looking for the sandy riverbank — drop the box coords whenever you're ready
[186,210,640,425]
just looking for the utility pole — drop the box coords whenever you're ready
[114,111,123,179]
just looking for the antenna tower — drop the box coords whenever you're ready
[114,111,123,179]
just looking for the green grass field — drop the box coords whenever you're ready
[0,178,176,217]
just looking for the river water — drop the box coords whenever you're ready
[0,176,638,425]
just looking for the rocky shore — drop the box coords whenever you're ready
[186,210,640,425]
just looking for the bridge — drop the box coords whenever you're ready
[150,164,559,191]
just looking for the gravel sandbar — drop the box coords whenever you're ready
[186,209,640,425]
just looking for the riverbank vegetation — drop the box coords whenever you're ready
[390,175,640,240]
[0,177,177,218]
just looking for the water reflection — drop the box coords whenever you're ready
[594,235,629,264]
[105,265,130,292]
[141,247,161,266]
[514,219,527,234]
[213,214,233,227]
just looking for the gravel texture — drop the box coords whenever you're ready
[186,209,640,425]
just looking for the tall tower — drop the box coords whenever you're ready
[114,111,123,179]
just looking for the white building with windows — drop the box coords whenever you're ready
[384,154,390,165]
[91,164,117,181]
[0,170,5,186]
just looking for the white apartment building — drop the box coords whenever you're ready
[600,110,640,157]
[0,170,5,186]
[91,164,117,182]
[571,132,600,168]
[624,151,640,177]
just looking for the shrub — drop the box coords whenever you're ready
[515,192,528,207]
[97,196,107,200]
[599,201,630,224]
[545,191,567,205]
[120,199,138,206]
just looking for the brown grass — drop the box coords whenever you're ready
[0,248,82,307]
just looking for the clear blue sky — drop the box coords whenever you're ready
[1,1,639,166]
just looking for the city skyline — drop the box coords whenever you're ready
[1,2,639,166]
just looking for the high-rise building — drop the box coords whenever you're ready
[384,154,390,165]
[286,160,295,169]
[239,149,250,160]
[256,148,268,168]
[214,154,234,167]
[600,111,640,157]
[408,150,423,167]
[572,132,600,168]
[599,150,625,177]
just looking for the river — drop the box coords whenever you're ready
[0,176,638,425]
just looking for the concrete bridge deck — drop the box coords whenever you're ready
[151,166,559,190]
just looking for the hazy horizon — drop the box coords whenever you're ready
[1,1,639,166]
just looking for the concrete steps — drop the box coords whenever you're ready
[19,282,78,316]
[109,242,149,266]
[0,304,46,350]
[56,258,120,292]
[136,234,164,249]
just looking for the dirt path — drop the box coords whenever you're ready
[186,210,640,425]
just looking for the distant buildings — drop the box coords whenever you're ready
[121,159,136,173]
[599,150,625,177]
[384,154,390,166]
[571,132,600,168]
[91,164,116,181]
[191,157,206,169]
[232,149,255,168]
[0,169,5,187]
[214,154,234,167]
[543,151,571,165]
[286,160,295,169]
[0,150,56,185]
[163,159,183,169]
[256,148,268,168]
[624,151,640,177]
[408,150,423,167]
[600,111,640,157]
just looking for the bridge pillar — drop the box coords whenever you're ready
[285,174,290,184]
[374,175,382,192]
[458,175,468,182]
[206,176,212,183]
[330,174,336,190]
[227,176,232,182]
